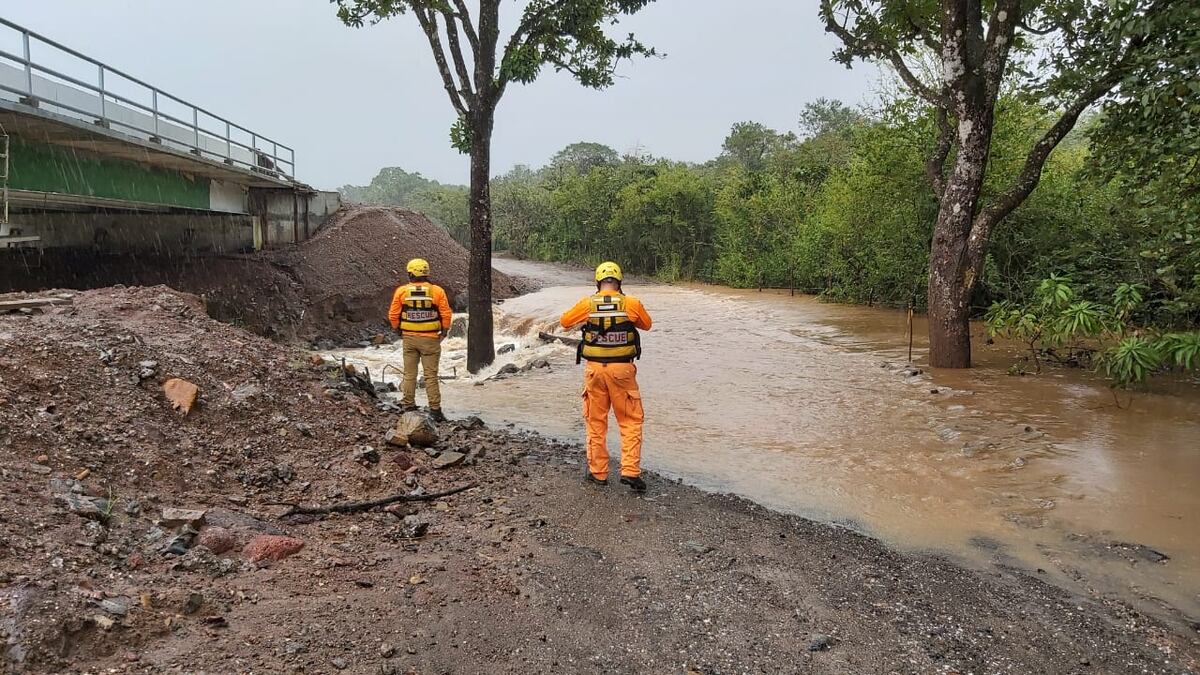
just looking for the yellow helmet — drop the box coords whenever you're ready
[406,258,430,277]
[595,261,623,282]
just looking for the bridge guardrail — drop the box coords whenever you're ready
[0,17,296,182]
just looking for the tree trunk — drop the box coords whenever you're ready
[466,113,496,373]
[927,114,993,369]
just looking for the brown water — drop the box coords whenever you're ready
[333,259,1200,622]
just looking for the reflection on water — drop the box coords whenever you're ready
[330,260,1200,622]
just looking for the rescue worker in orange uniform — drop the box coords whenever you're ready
[388,258,453,422]
[560,261,652,492]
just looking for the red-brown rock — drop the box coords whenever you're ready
[243,535,304,563]
[391,452,415,472]
[196,527,237,555]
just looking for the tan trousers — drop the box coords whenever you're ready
[401,335,442,409]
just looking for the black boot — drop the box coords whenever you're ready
[399,403,419,413]
[620,475,647,493]
[429,408,448,423]
[585,472,608,486]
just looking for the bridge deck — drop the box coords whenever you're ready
[0,16,299,214]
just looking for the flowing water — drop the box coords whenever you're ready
[330,258,1200,622]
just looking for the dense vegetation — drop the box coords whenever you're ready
[340,94,1197,385]
[342,97,1192,316]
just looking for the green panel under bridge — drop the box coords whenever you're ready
[7,137,210,210]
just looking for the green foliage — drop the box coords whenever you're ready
[499,0,659,89]
[1104,336,1162,388]
[1036,274,1075,312]
[1056,301,1106,340]
[333,0,659,111]
[547,142,621,177]
[1158,332,1200,370]
[719,122,798,172]
[338,167,444,206]
[803,117,934,305]
[1089,1,1200,187]
[1088,0,1200,327]
[493,167,555,256]
[351,90,1198,361]
[449,117,471,155]
[338,168,471,243]
[987,275,1200,388]
[1112,283,1146,323]
[799,98,866,138]
[408,185,470,243]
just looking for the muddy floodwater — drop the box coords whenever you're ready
[332,258,1200,622]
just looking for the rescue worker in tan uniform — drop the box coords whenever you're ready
[560,262,652,492]
[388,258,452,422]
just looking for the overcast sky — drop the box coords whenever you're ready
[4,1,878,190]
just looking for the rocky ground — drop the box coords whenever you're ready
[1,286,1198,674]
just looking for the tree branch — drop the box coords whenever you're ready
[982,0,1021,104]
[275,482,476,517]
[903,14,941,53]
[437,8,478,104]
[413,7,469,117]
[821,1,949,109]
[926,105,953,198]
[884,50,948,109]
[498,0,566,98]
[1017,19,1055,36]
[509,0,565,53]
[969,77,1117,256]
[971,15,1159,251]
[448,0,480,52]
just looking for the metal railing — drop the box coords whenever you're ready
[0,17,295,181]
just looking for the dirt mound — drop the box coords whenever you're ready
[0,285,477,671]
[0,206,524,345]
[261,205,522,344]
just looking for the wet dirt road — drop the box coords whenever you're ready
[333,258,1200,624]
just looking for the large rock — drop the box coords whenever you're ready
[196,527,237,555]
[447,315,468,338]
[432,451,466,469]
[350,446,380,465]
[390,412,439,448]
[161,508,207,528]
[54,492,110,520]
[163,378,200,415]
[243,535,304,563]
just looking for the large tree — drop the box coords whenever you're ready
[798,97,865,138]
[548,141,621,177]
[820,0,1177,367]
[334,0,658,372]
[720,122,799,172]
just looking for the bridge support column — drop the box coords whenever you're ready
[247,187,340,249]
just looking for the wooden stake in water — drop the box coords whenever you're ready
[907,305,914,364]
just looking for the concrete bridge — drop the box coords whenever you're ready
[0,17,339,254]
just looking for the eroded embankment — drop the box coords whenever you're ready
[0,205,525,345]
[0,286,1197,673]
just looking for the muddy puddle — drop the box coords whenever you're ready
[329,258,1200,622]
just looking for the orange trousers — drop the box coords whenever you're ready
[581,361,644,480]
